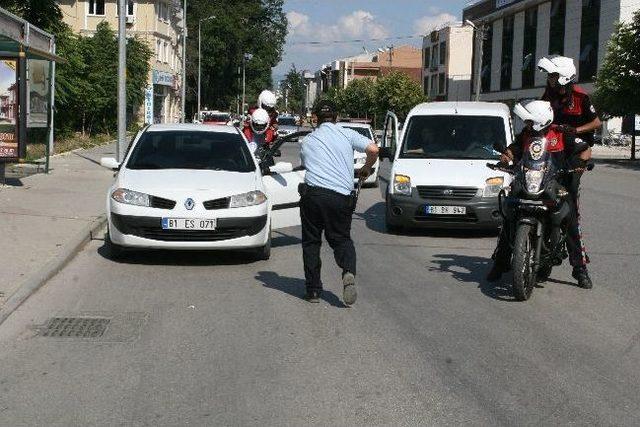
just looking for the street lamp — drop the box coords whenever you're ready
[242,53,253,115]
[198,15,216,118]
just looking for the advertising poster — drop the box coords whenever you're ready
[144,85,154,125]
[28,59,49,128]
[0,59,18,160]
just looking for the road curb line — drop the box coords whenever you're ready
[0,214,107,326]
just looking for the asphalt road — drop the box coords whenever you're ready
[0,142,639,426]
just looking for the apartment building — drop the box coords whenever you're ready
[58,0,185,124]
[463,0,640,104]
[421,24,474,101]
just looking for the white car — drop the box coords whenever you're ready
[100,124,304,260]
[337,121,380,187]
[380,102,513,231]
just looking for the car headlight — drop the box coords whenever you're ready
[229,190,267,208]
[483,177,504,197]
[525,169,544,193]
[354,157,367,166]
[111,188,150,206]
[393,174,412,196]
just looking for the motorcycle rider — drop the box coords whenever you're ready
[242,108,275,154]
[247,90,279,129]
[487,100,594,289]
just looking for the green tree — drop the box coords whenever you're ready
[375,72,427,125]
[186,0,287,115]
[278,65,306,114]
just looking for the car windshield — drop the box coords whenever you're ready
[343,126,372,139]
[400,115,505,160]
[202,113,229,122]
[279,117,297,126]
[127,130,255,172]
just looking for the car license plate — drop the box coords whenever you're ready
[425,205,466,215]
[161,218,217,230]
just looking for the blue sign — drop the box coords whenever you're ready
[144,85,153,125]
[152,69,174,86]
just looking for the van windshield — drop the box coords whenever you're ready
[400,115,505,160]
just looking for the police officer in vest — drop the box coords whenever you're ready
[299,100,379,304]
[538,56,599,288]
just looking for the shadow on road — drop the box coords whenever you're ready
[593,158,640,171]
[428,253,516,302]
[356,202,499,238]
[255,271,347,308]
[271,230,302,248]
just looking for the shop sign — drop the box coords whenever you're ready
[635,115,640,132]
[0,58,19,161]
[496,0,518,8]
[27,59,50,128]
[144,85,154,124]
[152,69,174,86]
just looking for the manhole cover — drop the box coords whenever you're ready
[41,317,111,338]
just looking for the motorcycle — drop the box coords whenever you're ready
[487,136,593,301]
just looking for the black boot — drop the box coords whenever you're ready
[487,262,508,282]
[572,266,593,289]
[304,289,321,303]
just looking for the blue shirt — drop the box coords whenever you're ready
[301,122,370,195]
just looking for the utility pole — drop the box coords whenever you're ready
[198,15,215,118]
[241,53,252,115]
[181,0,187,123]
[466,20,485,102]
[117,0,126,161]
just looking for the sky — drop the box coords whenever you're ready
[273,0,471,81]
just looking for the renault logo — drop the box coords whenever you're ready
[184,198,195,210]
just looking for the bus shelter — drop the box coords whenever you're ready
[0,6,64,179]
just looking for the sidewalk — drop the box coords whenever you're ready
[591,143,639,160]
[0,144,115,309]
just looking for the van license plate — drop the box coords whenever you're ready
[162,218,217,230]
[425,205,466,215]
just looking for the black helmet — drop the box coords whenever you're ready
[314,99,337,122]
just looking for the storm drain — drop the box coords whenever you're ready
[36,312,148,342]
[41,317,111,338]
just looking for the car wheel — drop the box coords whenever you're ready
[105,228,124,260]
[253,232,272,261]
[385,194,402,234]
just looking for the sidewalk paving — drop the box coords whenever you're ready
[0,144,115,308]
[591,143,639,160]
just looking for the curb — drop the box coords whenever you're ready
[0,214,108,326]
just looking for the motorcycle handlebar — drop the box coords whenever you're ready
[486,162,515,174]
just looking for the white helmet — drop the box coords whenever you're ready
[537,56,576,86]
[514,100,554,132]
[257,90,277,110]
[250,108,270,134]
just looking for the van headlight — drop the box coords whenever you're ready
[111,188,150,206]
[482,177,504,197]
[525,169,544,193]
[229,190,267,208]
[393,174,412,196]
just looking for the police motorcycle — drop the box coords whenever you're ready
[487,133,593,301]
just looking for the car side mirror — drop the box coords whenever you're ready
[100,157,120,170]
[269,162,293,174]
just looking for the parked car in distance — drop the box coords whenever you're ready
[100,124,305,260]
[277,114,300,138]
[379,102,513,231]
[194,110,232,126]
[337,120,380,187]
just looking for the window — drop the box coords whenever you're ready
[522,7,537,88]
[423,76,429,95]
[164,41,169,63]
[439,73,446,95]
[579,0,600,82]
[439,41,446,65]
[500,15,514,91]
[117,0,135,16]
[156,39,162,62]
[549,0,566,55]
[430,74,438,96]
[481,24,493,93]
[423,47,430,68]
[400,115,506,160]
[88,0,105,16]
[158,1,168,22]
[431,45,439,68]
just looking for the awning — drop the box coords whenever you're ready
[0,7,65,63]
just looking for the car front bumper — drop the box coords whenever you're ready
[386,191,502,229]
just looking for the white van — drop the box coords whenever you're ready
[380,102,513,230]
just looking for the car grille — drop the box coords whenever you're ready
[414,207,478,223]
[149,196,176,210]
[111,214,267,242]
[416,186,478,200]
[203,197,230,210]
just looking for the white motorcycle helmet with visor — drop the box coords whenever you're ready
[257,90,277,111]
[514,100,554,132]
[537,56,576,86]
[250,108,270,134]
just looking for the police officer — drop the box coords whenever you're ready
[299,100,379,304]
[537,56,599,288]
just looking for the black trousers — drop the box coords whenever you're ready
[300,185,356,291]
[493,174,589,268]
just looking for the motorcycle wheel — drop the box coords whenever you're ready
[512,223,536,301]
[536,264,553,282]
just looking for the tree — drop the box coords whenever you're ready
[185,0,288,115]
[278,65,306,114]
[375,72,427,124]
[593,10,640,159]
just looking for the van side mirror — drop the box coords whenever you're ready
[379,147,394,161]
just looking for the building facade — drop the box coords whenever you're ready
[421,24,474,101]
[463,0,639,104]
[58,0,185,124]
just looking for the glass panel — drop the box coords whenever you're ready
[522,7,537,88]
[481,24,493,92]
[579,0,600,82]
[549,0,566,55]
[501,15,514,91]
